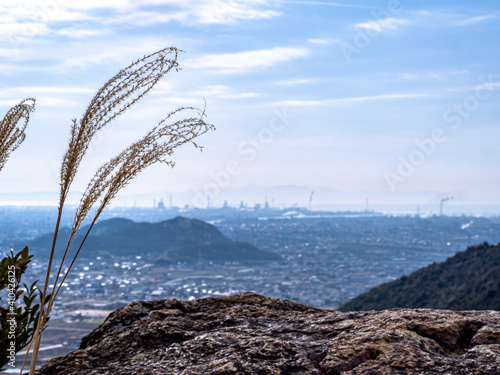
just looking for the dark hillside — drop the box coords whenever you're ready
[27,216,281,264]
[340,242,500,311]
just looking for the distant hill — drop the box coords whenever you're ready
[340,242,500,311]
[27,216,281,264]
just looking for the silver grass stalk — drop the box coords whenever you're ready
[47,106,213,310]
[60,46,181,204]
[24,48,214,375]
[0,98,35,171]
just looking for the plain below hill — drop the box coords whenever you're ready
[340,242,500,311]
[26,216,282,264]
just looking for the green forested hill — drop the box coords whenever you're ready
[340,242,500,311]
[26,216,282,264]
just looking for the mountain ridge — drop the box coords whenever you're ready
[340,242,500,311]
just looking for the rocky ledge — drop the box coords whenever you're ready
[37,292,499,374]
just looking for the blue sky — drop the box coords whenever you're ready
[1,0,499,208]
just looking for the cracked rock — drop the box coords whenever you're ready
[36,293,500,375]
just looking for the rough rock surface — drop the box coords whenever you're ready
[37,292,500,375]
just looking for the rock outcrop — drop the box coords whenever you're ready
[37,293,500,374]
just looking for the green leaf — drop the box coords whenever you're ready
[20,246,29,261]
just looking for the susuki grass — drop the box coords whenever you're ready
[0,100,44,372]
[0,98,35,172]
[15,46,214,374]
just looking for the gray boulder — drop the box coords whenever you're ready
[37,292,500,374]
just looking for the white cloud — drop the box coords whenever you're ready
[0,0,282,44]
[35,97,78,107]
[159,96,203,105]
[273,93,431,107]
[355,18,409,32]
[0,22,49,39]
[395,69,470,82]
[192,85,259,98]
[0,3,90,47]
[0,99,21,107]
[222,92,261,99]
[63,0,279,26]
[397,71,447,82]
[9,86,94,95]
[108,10,185,26]
[0,88,80,107]
[63,0,134,11]
[474,82,500,92]
[285,1,379,10]
[0,3,90,23]
[276,78,312,86]
[57,39,167,70]
[152,84,261,100]
[191,85,231,96]
[307,38,342,45]
[307,38,329,44]
[408,10,498,29]
[456,14,498,26]
[195,0,282,24]
[184,47,310,74]
[56,28,109,38]
[108,2,282,26]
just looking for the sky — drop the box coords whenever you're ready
[0,0,499,209]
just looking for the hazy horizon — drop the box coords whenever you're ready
[2,185,500,217]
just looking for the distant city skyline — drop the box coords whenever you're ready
[1,1,499,207]
[2,184,500,217]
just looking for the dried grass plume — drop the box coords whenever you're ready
[24,47,214,375]
[0,98,35,171]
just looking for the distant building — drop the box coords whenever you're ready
[158,199,165,211]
